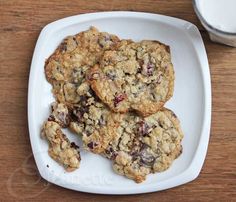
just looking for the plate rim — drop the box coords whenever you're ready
[28,11,212,194]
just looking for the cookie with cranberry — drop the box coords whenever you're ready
[89,40,174,116]
[46,98,122,154]
[44,27,122,153]
[44,26,120,104]
[69,82,123,154]
[41,121,81,172]
[103,108,183,183]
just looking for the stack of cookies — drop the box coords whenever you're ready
[41,27,184,183]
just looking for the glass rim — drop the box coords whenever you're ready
[192,0,236,36]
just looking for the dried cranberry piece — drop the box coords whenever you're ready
[114,93,126,107]
[146,63,155,76]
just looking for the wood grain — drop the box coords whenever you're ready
[0,0,236,201]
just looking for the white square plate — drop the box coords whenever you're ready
[28,11,211,194]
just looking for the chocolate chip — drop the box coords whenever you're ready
[139,149,155,167]
[146,63,155,76]
[79,95,89,105]
[87,142,98,150]
[171,111,177,118]
[159,122,164,128]
[72,37,78,45]
[105,147,117,160]
[70,111,79,121]
[87,142,94,149]
[72,109,82,122]
[87,88,98,99]
[131,151,139,161]
[137,68,142,74]
[138,121,150,136]
[72,106,89,122]
[71,142,79,150]
[48,115,55,122]
[60,42,67,52]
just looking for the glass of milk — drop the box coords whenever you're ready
[193,0,236,47]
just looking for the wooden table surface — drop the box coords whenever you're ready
[1,0,236,201]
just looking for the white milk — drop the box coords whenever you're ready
[198,0,236,33]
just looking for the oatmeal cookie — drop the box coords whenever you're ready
[103,108,183,183]
[46,100,122,154]
[45,26,120,104]
[69,82,123,153]
[89,40,174,116]
[41,121,81,171]
[44,27,123,153]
